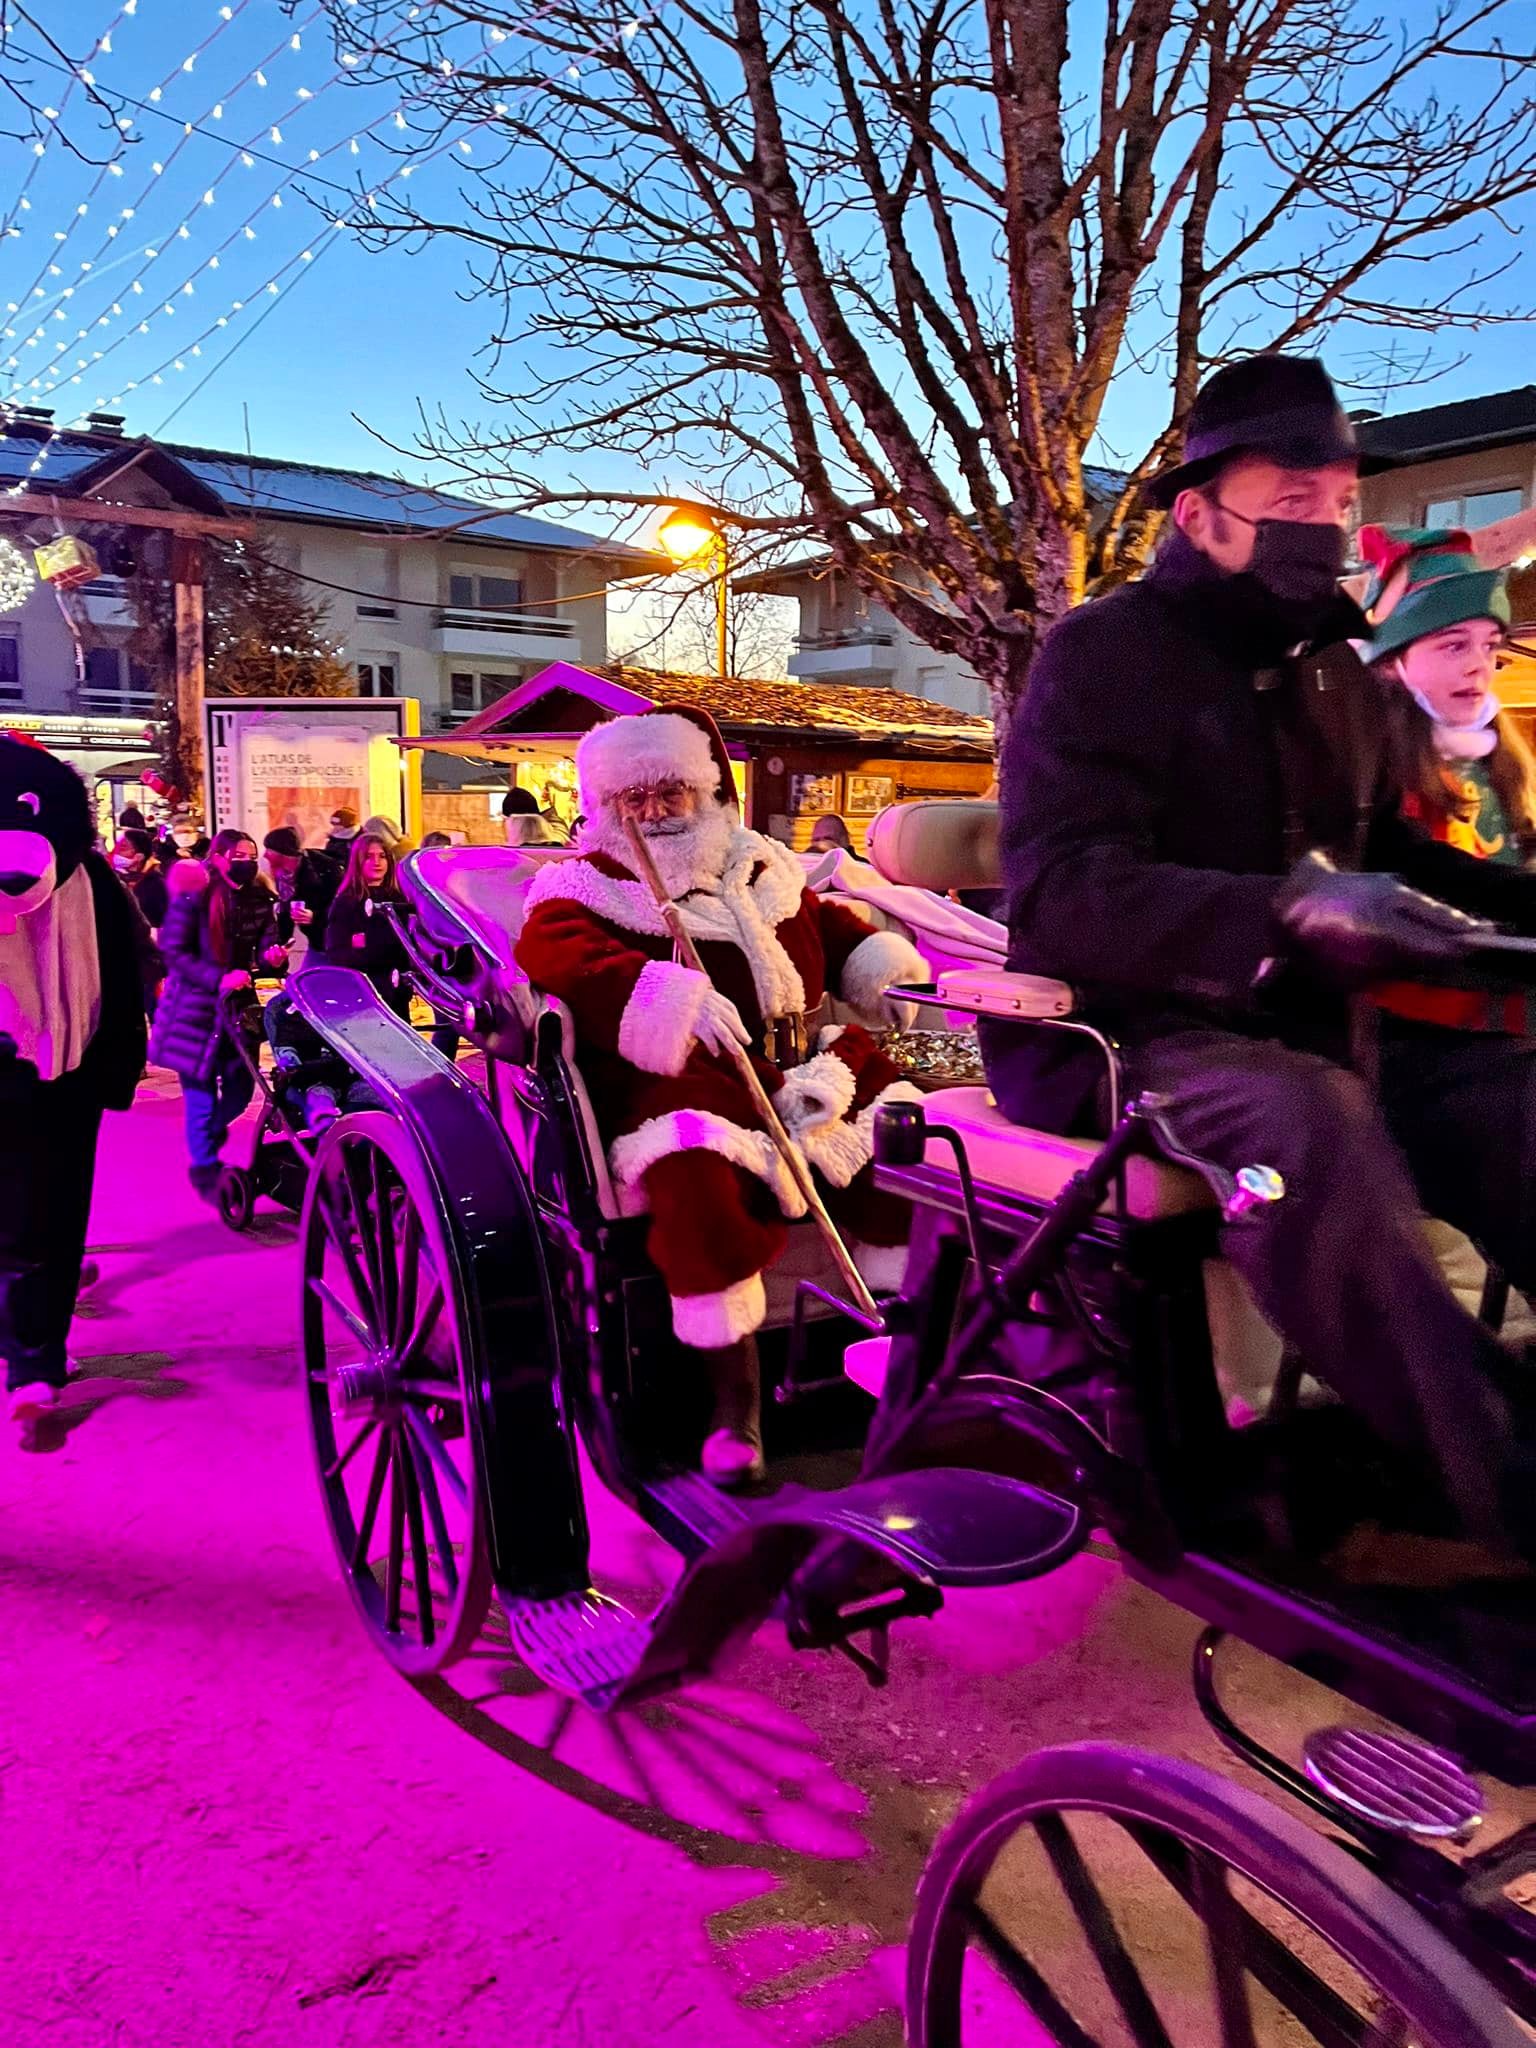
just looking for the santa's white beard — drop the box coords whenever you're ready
[585,801,735,898]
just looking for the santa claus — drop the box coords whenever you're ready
[514,706,926,1485]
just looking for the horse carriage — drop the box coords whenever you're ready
[288,805,1534,2047]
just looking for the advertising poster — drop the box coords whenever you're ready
[203,697,420,845]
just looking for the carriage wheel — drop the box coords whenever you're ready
[301,1112,492,1675]
[907,1742,1523,2048]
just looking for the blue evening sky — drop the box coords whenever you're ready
[3,2,1533,542]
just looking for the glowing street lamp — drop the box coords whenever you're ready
[659,504,730,678]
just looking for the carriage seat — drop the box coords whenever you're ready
[922,1086,1213,1221]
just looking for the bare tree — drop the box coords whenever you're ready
[318,0,1536,721]
[0,5,133,165]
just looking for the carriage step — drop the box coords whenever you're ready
[641,1469,752,1560]
[501,1589,649,1704]
[1301,1725,1484,1840]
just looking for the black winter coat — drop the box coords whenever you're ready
[0,856,151,1111]
[149,880,277,1084]
[986,531,1536,1129]
[271,849,342,948]
[322,890,413,1018]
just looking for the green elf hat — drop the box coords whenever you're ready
[1359,524,1509,662]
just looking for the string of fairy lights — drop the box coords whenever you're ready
[0,0,664,508]
[0,0,664,620]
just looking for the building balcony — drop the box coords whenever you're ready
[431,607,576,663]
[78,688,157,720]
[788,628,897,680]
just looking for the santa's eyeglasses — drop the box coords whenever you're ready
[613,779,694,816]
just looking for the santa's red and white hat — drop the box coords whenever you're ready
[576,705,738,818]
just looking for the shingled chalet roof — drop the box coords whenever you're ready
[600,663,992,739]
[402,658,993,762]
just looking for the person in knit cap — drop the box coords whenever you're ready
[514,705,925,1487]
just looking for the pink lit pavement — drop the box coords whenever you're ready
[0,1069,1359,2047]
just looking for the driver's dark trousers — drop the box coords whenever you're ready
[998,1022,1533,1547]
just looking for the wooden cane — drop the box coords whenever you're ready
[622,816,881,1321]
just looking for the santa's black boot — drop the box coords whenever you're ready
[699,1336,765,1489]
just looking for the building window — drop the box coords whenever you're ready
[448,570,524,611]
[356,659,398,696]
[0,629,19,700]
[447,670,520,719]
[1423,486,1525,529]
[80,647,153,703]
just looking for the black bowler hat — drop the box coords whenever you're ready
[1146,354,1358,508]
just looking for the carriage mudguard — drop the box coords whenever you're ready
[291,967,592,1601]
[589,1465,1083,1711]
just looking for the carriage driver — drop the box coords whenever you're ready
[515,705,925,1487]
[986,351,1536,1564]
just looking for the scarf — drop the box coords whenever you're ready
[0,863,101,1080]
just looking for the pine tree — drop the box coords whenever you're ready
[205,537,353,698]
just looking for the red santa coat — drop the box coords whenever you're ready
[514,829,925,1232]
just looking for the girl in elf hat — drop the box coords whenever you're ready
[1362,523,1536,1031]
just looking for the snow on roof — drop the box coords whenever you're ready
[0,423,661,564]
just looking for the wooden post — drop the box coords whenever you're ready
[171,533,206,806]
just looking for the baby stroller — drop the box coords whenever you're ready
[214,989,366,1232]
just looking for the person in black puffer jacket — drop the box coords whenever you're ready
[149,829,284,1196]
[322,831,412,1019]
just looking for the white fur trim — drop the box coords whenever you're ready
[609,1107,808,1219]
[617,958,711,1076]
[577,713,720,813]
[851,1240,909,1294]
[673,1272,767,1349]
[796,1078,926,1189]
[837,928,926,1025]
[526,831,808,1022]
[773,1048,857,1136]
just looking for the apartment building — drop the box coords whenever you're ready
[0,408,660,802]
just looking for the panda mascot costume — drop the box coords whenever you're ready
[0,734,149,1424]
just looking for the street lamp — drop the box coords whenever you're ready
[659,504,730,679]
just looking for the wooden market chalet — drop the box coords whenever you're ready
[399,659,996,852]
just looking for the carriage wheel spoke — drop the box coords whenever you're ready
[1127,1823,1370,2048]
[309,1274,374,1354]
[384,1432,405,1633]
[351,1431,392,1572]
[341,1145,389,1327]
[1036,1814,1175,2048]
[397,1428,435,1646]
[403,1414,460,1599]
[1190,1851,1259,2048]
[401,1402,469,1509]
[370,1148,400,1343]
[963,1899,1106,2048]
[1363,2012,1413,2048]
[391,1202,422,1353]
[325,1416,378,1482]
[319,1180,379,1333]
[401,1269,445,1372]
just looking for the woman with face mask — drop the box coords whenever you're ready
[110,826,170,932]
[148,829,285,1197]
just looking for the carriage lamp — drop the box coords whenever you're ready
[873,1098,927,1167]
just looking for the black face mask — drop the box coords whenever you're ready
[225,857,259,887]
[1214,502,1347,635]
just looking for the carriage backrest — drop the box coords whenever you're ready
[866,798,1000,893]
[400,844,568,965]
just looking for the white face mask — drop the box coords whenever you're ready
[172,830,198,849]
[112,853,137,872]
[0,829,58,930]
[1409,684,1500,732]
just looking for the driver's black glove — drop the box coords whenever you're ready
[1270,851,1491,988]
